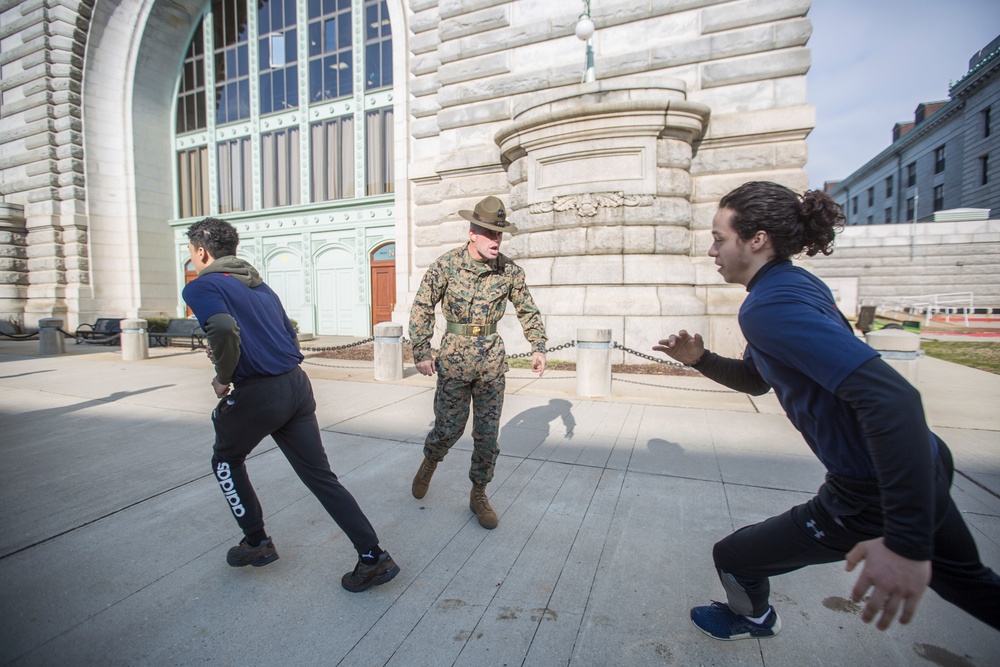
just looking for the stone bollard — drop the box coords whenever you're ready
[576,328,612,397]
[865,328,922,384]
[38,318,65,355]
[121,318,149,361]
[373,321,403,381]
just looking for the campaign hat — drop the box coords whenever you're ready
[458,196,518,234]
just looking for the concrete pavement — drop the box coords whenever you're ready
[1,338,998,666]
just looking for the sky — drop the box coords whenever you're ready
[805,0,1000,190]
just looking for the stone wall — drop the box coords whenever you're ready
[0,0,93,327]
[0,203,28,324]
[1,0,816,346]
[397,0,814,359]
[802,219,1000,315]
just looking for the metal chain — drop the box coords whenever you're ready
[613,342,688,369]
[508,340,575,359]
[73,331,122,345]
[301,336,375,353]
[0,330,39,340]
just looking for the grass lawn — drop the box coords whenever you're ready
[921,340,1000,375]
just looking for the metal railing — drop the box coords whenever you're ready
[867,292,975,326]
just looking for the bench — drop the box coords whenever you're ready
[149,318,206,349]
[75,317,123,345]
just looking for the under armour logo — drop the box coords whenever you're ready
[806,519,825,540]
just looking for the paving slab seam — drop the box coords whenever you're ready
[453,463,578,665]
[0,443,285,561]
[554,468,632,666]
[349,461,554,666]
[8,537,250,665]
[956,469,1000,502]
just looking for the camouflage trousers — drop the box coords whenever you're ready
[423,373,506,485]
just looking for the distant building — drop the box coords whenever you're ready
[829,35,1000,225]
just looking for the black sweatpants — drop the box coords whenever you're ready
[713,441,1000,630]
[210,365,379,554]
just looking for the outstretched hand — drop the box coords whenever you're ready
[845,537,931,630]
[416,359,436,377]
[652,330,705,366]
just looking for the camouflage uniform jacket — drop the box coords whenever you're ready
[409,245,547,380]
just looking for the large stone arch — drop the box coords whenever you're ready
[82,0,205,320]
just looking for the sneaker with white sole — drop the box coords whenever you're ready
[690,601,781,640]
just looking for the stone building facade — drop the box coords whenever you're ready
[829,35,1000,226]
[0,0,815,358]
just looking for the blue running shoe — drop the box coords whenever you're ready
[690,601,781,640]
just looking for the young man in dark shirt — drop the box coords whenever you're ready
[655,181,999,639]
[183,217,399,592]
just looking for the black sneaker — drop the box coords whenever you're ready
[226,537,279,567]
[341,552,400,592]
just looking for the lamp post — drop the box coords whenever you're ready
[575,1,596,83]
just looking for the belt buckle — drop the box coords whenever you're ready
[470,325,483,336]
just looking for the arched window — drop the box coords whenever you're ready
[172,0,394,219]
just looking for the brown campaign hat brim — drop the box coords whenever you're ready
[459,209,519,234]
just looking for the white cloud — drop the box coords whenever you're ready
[806,0,1000,189]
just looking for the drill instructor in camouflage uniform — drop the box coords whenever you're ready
[409,196,548,529]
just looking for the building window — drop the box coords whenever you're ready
[906,162,916,188]
[213,0,251,124]
[866,187,873,207]
[173,1,394,220]
[934,145,946,174]
[866,215,873,225]
[176,24,207,134]
[308,0,353,103]
[906,196,915,221]
[365,107,394,195]
[217,137,252,213]
[851,196,857,215]
[933,184,944,212]
[311,115,355,201]
[261,127,301,208]
[985,107,992,138]
[364,0,392,90]
[885,175,893,198]
[982,155,990,185]
[258,0,299,115]
[884,207,892,224]
[177,147,209,218]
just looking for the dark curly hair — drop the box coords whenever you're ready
[187,217,240,259]
[718,181,845,259]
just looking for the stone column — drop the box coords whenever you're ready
[38,317,65,355]
[576,328,612,398]
[0,203,28,325]
[373,321,403,381]
[495,79,713,361]
[865,329,922,384]
[121,318,149,361]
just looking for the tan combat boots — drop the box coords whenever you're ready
[412,456,437,499]
[470,483,499,529]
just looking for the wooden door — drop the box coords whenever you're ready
[370,243,396,328]
[184,260,197,316]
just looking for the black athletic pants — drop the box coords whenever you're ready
[713,441,1000,630]
[210,366,379,554]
